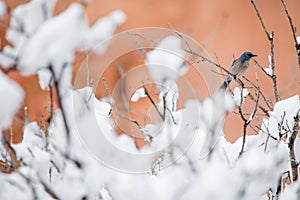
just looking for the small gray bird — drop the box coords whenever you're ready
[219,51,257,90]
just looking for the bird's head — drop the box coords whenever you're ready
[239,52,257,62]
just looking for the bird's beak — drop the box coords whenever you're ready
[252,54,258,57]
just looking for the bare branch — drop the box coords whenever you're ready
[187,49,229,73]
[1,135,18,169]
[102,78,144,143]
[102,78,141,132]
[143,84,164,121]
[39,176,60,200]
[46,76,54,125]
[250,0,270,38]
[279,0,300,68]
[49,64,70,147]
[238,77,270,117]
[127,32,158,46]
[250,0,280,102]
[275,174,283,200]
[112,114,142,130]
[162,94,167,120]
[288,110,300,182]
[253,59,272,77]
[269,33,280,102]
[242,75,273,110]
[169,24,193,53]
[239,83,260,157]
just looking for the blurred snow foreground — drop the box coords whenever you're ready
[0,1,299,200]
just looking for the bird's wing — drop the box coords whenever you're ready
[229,59,242,76]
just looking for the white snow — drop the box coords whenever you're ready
[37,68,52,90]
[18,3,88,74]
[280,180,300,200]
[297,36,300,45]
[0,71,24,131]
[144,36,188,122]
[17,4,126,75]
[233,87,249,106]
[158,79,179,112]
[130,87,147,102]
[0,52,15,69]
[264,54,273,76]
[2,1,126,96]
[264,67,273,76]
[261,95,300,140]
[1,83,298,199]
[295,136,300,164]
[4,2,126,92]
[84,10,127,54]
[0,0,56,71]
[10,0,56,36]
[198,92,235,158]
[145,36,187,84]
[0,0,7,17]
[3,28,26,63]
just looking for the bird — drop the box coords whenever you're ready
[219,51,257,90]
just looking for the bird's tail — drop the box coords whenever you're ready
[218,76,232,91]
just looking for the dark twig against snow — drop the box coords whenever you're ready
[288,110,300,182]
[49,65,70,145]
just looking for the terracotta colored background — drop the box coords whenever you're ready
[1,0,299,144]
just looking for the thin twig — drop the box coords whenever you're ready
[39,177,60,200]
[162,94,167,120]
[102,78,143,133]
[240,77,270,116]
[253,59,272,77]
[17,171,38,200]
[250,0,269,38]
[47,76,54,125]
[49,65,70,144]
[242,75,273,110]
[275,175,282,200]
[269,32,279,102]
[239,86,260,157]
[166,108,177,125]
[239,69,261,157]
[250,0,280,102]
[127,32,158,46]
[169,24,193,53]
[264,133,270,153]
[279,0,300,68]
[1,135,18,169]
[112,114,142,130]
[143,84,164,121]
[186,49,228,73]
